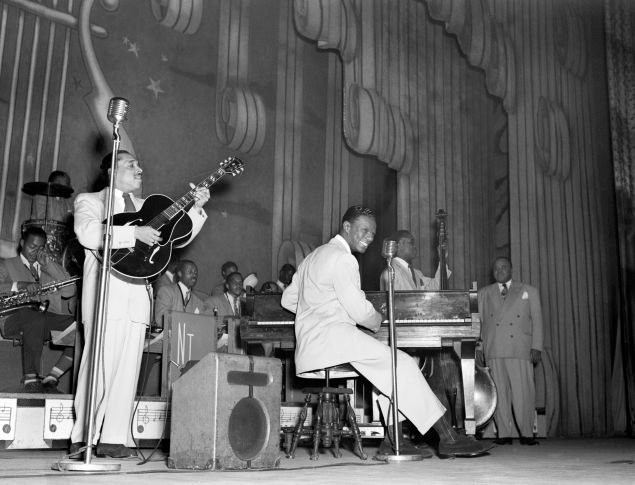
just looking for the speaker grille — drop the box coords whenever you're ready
[227,397,270,460]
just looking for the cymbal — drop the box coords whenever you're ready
[22,181,73,198]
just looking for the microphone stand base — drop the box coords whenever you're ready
[374,452,426,463]
[52,460,121,472]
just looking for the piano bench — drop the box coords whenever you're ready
[286,364,367,461]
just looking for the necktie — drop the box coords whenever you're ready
[122,192,136,213]
[233,297,240,316]
[501,283,508,297]
[27,262,39,283]
[409,265,418,286]
[184,290,191,308]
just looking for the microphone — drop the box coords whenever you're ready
[382,239,398,260]
[107,97,130,127]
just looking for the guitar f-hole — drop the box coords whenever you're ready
[148,246,161,264]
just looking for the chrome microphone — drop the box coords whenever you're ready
[107,97,130,126]
[382,239,398,260]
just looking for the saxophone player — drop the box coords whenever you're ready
[0,226,77,393]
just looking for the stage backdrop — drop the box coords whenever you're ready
[0,0,625,436]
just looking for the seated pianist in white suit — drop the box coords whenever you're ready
[281,205,491,459]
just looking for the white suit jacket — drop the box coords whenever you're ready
[281,235,382,374]
[380,257,450,291]
[74,188,207,328]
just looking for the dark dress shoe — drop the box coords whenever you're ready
[494,437,513,445]
[23,381,43,393]
[519,437,539,446]
[376,429,433,458]
[42,379,62,394]
[68,442,88,460]
[96,443,138,458]
[438,433,493,458]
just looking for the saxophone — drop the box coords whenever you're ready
[0,276,81,316]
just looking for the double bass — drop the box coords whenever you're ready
[421,210,497,430]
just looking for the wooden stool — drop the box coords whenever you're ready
[286,365,367,461]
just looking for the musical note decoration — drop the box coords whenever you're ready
[0,399,16,438]
[133,401,170,437]
[44,399,75,439]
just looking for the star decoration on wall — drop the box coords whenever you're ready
[122,36,130,46]
[128,42,140,57]
[161,54,168,62]
[146,78,164,99]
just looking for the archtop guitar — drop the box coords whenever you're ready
[103,156,244,279]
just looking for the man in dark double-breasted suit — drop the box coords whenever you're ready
[478,257,543,446]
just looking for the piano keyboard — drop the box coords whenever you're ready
[252,318,471,325]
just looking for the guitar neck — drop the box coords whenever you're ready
[150,167,226,229]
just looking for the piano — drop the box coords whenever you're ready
[240,290,481,434]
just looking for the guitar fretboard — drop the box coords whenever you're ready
[147,167,227,230]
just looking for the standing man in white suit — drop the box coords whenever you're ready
[281,206,490,458]
[70,150,210,458]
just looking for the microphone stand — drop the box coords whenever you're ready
[378,253,424,462]
[55,122,123,472]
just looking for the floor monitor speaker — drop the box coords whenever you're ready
[168,352,282,470]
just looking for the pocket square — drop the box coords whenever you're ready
[522,291,529,299]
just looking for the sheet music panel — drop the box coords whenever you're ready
[44,398,74,440]
[0,398,17,441]
[161,311,217,398]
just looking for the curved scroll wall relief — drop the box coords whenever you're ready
[217,85,267,154]
[277,239,315,270]
[215,0,266,154]
[150,0,203,34]
[294,0,415,174]
[534,97,571,181]
[554,3,587,78]
[293,0,358,62]
[426,0,517,113]
[343,84,415,173]
[77,0,135,151]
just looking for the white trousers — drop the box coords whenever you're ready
[71,278,150,446]
[350,342,446,435]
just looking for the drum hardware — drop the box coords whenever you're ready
[22,181,73,198]
[21,179,75,263]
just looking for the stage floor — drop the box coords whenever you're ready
[0,438,633,484]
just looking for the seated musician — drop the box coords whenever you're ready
[281,206,490,458]
[139,259,211,395]
[276,263,295,292]
[154,260,212,330]
[0,226,76,392]
[206,271,243,352]
[243,272,258,295]
[260,280,282,294]
[210,260,238,296]
[152,259,179,296]
[379,230,450,290]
